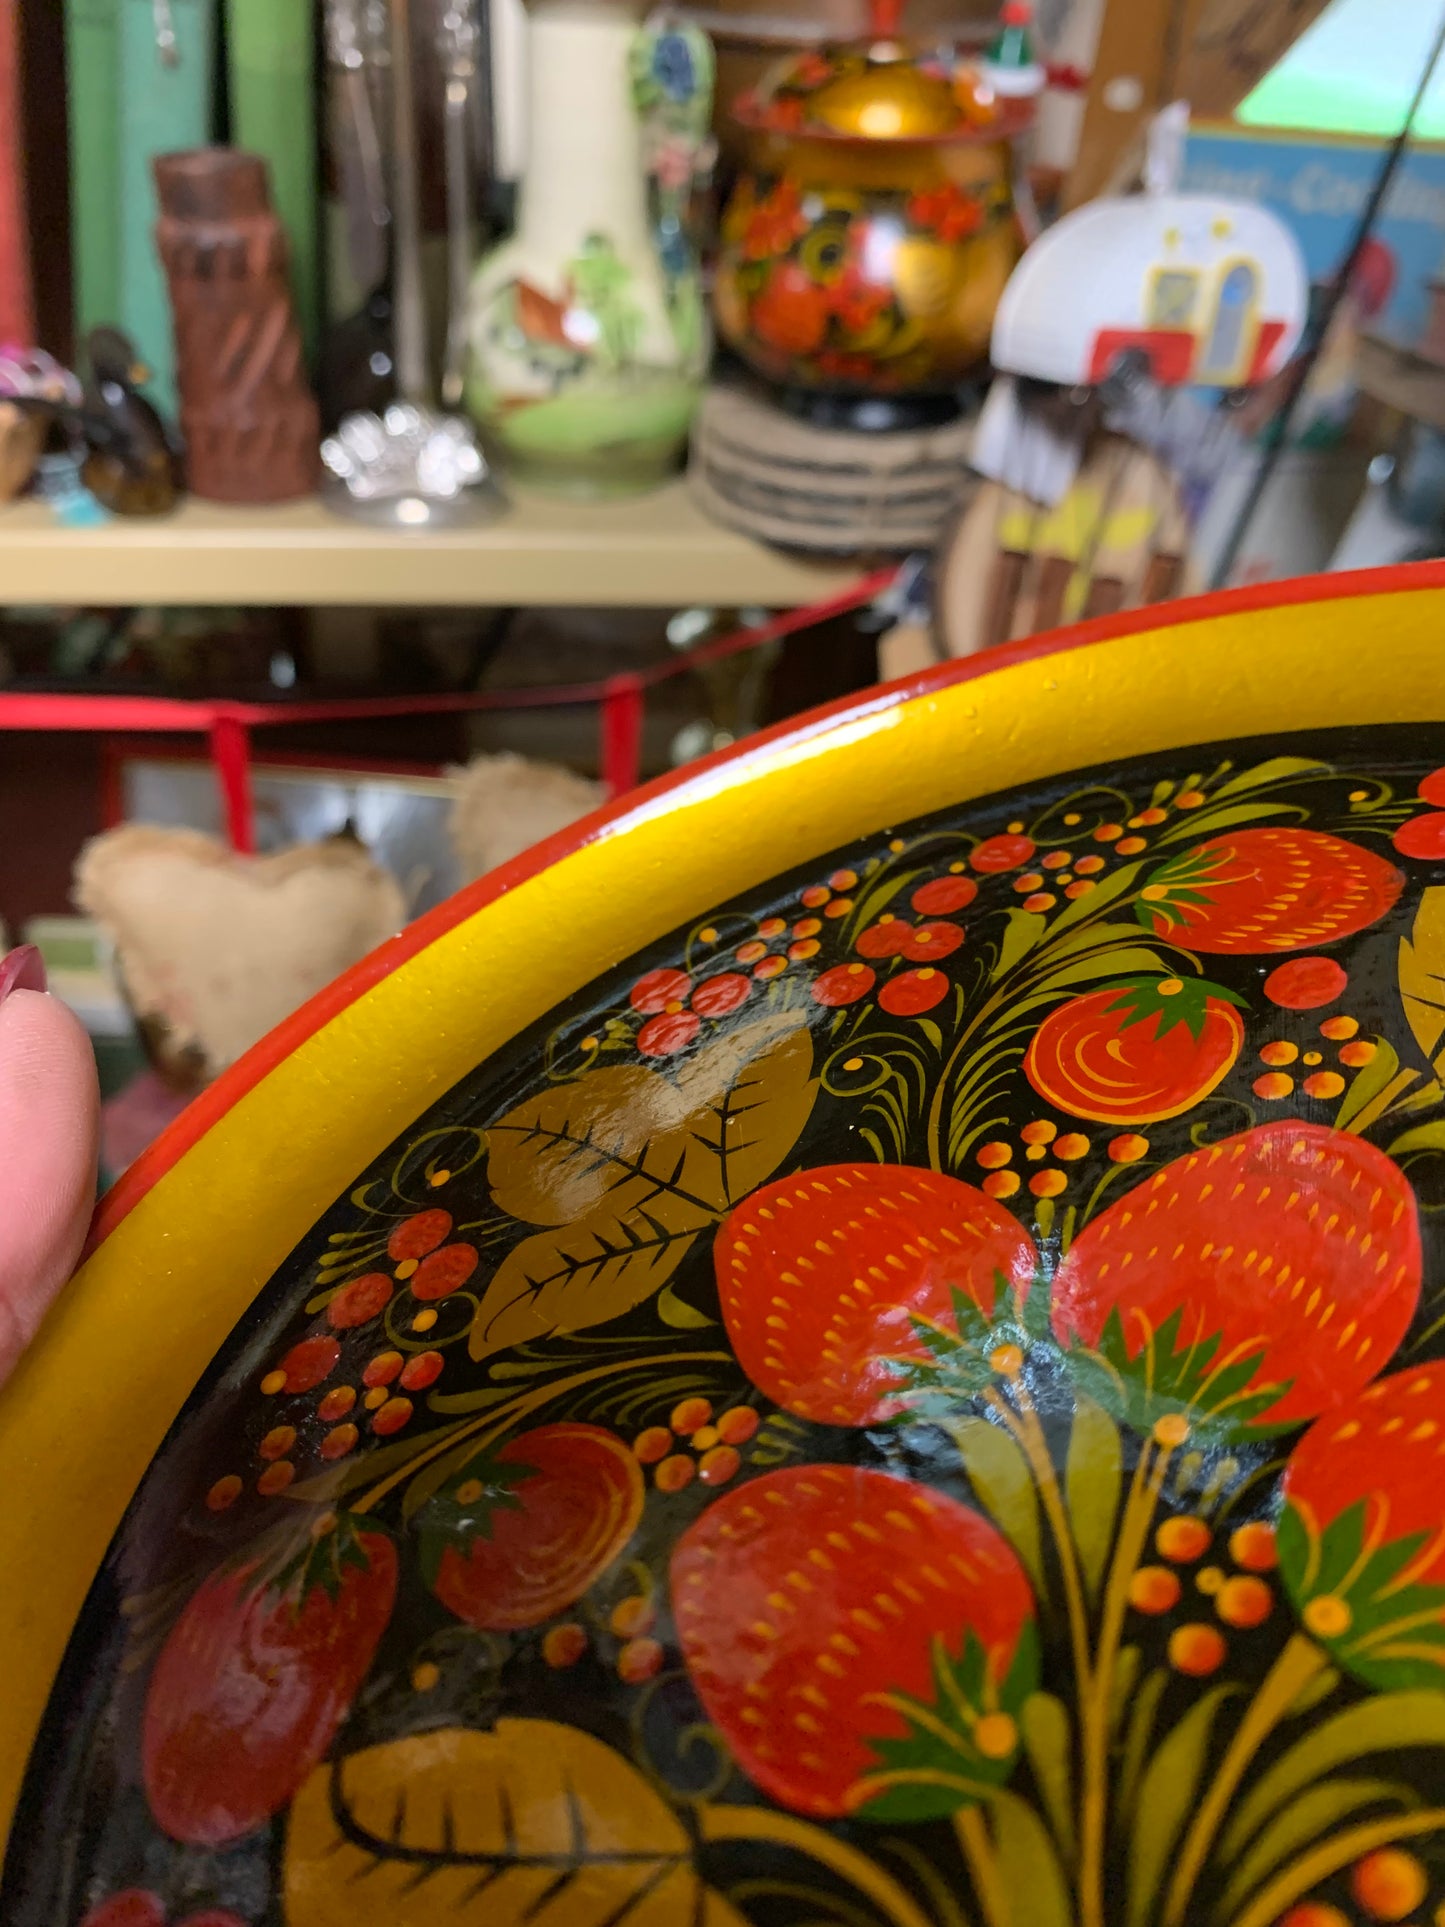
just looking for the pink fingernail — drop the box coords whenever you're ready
[0,946,46,1005]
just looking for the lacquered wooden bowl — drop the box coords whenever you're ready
[9,568,1445,1927]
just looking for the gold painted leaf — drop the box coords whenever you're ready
[486,1016,815,1227]
[1399,886,1445,1072]
[673,1019,817,1212]
[471,1019,816,1358]
[285,1721,747,1927]
[484,1065,711,1228]
[470,1211,700,1360]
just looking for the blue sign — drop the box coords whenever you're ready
[1183,126,1445,344]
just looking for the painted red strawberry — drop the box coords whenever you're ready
[142,1517,397,1845]
[672,1463,1037,1819]
[422,1422,644,1631]
[1053,1121,1420,1433]
[714,1165,1035,1426]
[1280,1364,1445,1689]
[1135,828,1403,953]
[1025,975,1245,1124]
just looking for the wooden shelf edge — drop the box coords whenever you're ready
[0,482,860,609]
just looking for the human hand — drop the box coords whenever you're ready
[0,948,100,1383]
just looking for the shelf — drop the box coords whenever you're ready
[0,482,858,610]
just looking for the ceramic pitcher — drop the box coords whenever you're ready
[466,0,712,495]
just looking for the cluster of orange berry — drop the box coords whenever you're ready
[632,1397,759,1491]
[1253,1014,1375,1105]
[1010,847,1108,914]
[1281,1846,1436,1925]
[1009,791,1204,910]
[717,870,861,984]
[538,1592,664,1685]
[974,1120,1150,1199]
[204,1330,446,1511]
[1126,1512,1277,1676]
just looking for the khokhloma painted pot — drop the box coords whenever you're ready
[714,26,1032,418]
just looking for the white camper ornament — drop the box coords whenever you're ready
[974,106,1308,501]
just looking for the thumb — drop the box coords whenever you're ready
[0,950,100,1384]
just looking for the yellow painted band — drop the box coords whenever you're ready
[0,576,1438,1840]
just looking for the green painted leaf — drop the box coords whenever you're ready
[414,1448,533,1587]
[1109,1645,1142,1741]
[945,1415,1047,1603]
[1096,974,1246,1044]
[988,1788,1072,1927]
[1210,756,1330,797]
[1132,845,1224,938]
[1020,1693,1075,1860]
[1066,1396,1122,1605]
[1288,1664,1340,1717]
[1114,1667,1167,1825]
[1043,949,1175,993]
[1388,1120,1445,1158]
[1046,860,1143,934]
[994,908,1047,978]
[850,867,922,936]
[1127,1685,1239,1927]
[656,1281,714,1328]
[292,1415,483,1505]
[856,1622,1040,1821]
[1279,1498,1445,1693]
[1158,801,1301,837]
[1045,920,1161,962]
[1393,1075,1444,1114]
[400,1425,514,1523]
[1219,1693,1445,1863]
[271,1511,381,1607]
[1399,886,1445,1075]
[890,1284,1004,1415]
[1335,1037,1402,1132]
[1216,1778,1420,1920]
[1065,1303,1291,1443]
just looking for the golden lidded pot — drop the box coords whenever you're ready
[714,7,1034,415]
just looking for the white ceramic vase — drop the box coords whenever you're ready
[466,0,711,495]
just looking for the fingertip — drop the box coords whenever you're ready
[0,987,101,1380]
